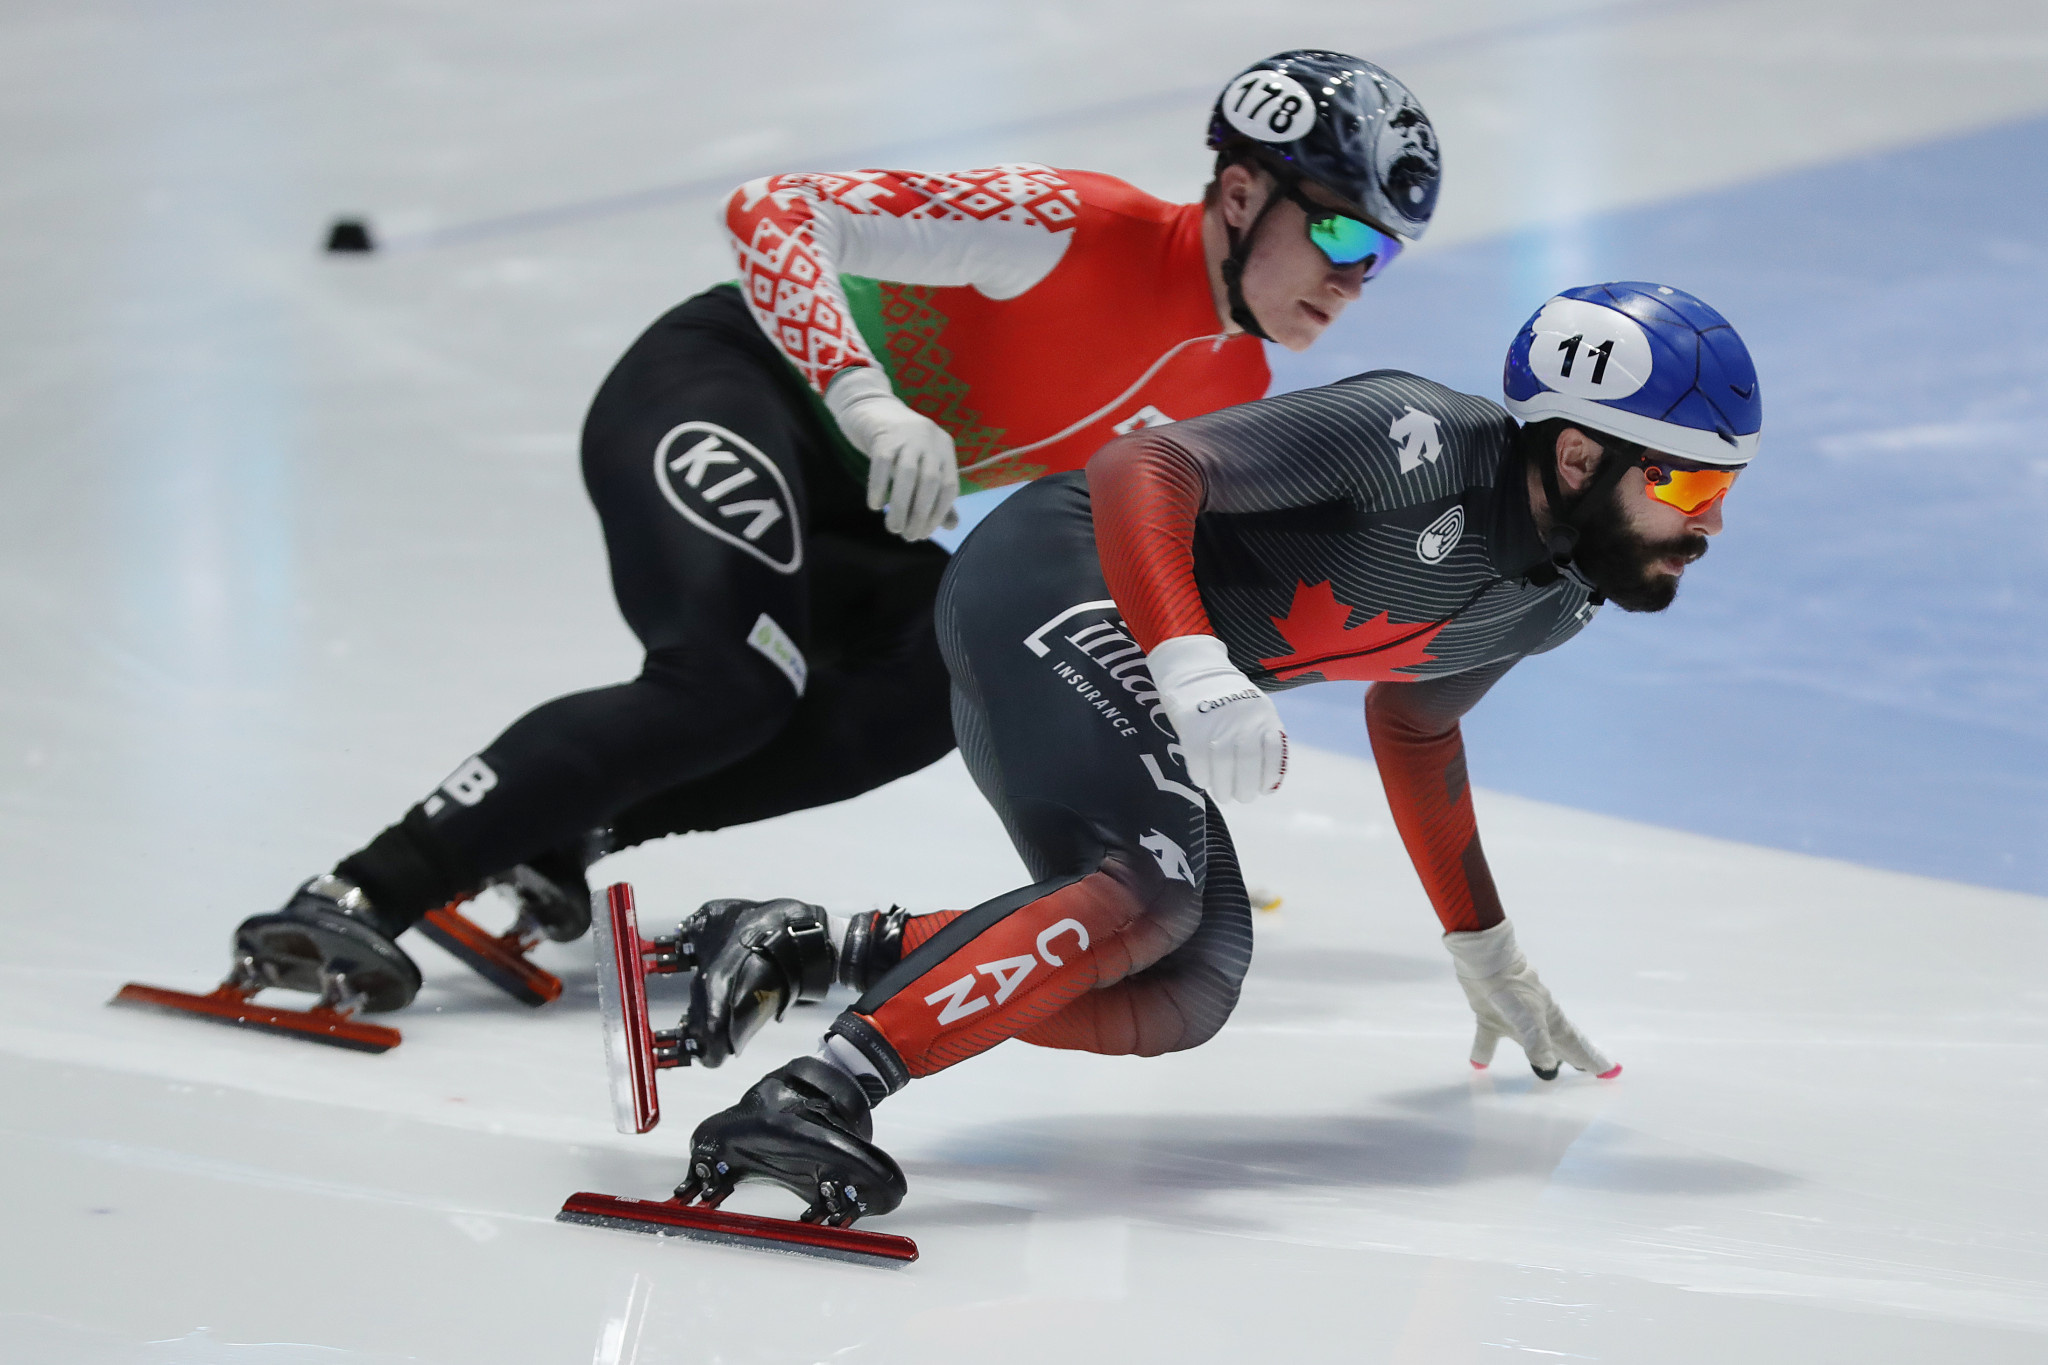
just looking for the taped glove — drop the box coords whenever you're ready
[1443,918,1619,1080]
[1147,634,1287,803]
[825,366,959,541]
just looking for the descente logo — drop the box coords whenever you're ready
[653,422,802,574]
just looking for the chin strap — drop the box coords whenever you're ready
[1219,176,1293,342]
[1524,431,1637,595]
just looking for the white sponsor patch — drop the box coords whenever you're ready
[653,421,802,574]
[1416,505,1465,564]
[1388,406,1444,474]
[1219,70,1316,144]
[1524,297,1653,401]
[746,612,807,695]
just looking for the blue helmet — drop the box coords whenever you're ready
[1503,283,1760,467]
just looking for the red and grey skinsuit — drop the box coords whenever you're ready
[826,372,1600,1093]
[725,164,1269,490]
[334,164,1272,933]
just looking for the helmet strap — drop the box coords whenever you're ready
[1220,172,1293,343]
[1527,425,1637,587]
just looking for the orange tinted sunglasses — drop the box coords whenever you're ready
[1639,456,1737,515]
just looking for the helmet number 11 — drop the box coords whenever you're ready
[1556,334,1614,385]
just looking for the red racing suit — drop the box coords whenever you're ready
[723,164,1269,491]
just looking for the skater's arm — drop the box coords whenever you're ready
[723,167,1079,394]
[1364,663,1516,933]
[1087,382,1386,648]
[1088,430,1213,648]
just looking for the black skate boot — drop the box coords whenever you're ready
[233,874,422,1013]
[669,898,837,1067]
[483,828,612,943]
[415,829,614,1007]
[677,1056,906,1226]
[672,902,910,1067]
[111,874,419,1051]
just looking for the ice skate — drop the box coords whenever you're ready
[558,1055,916,1266]
[677,1056,906,1222]
[593,882,898,1132]
[415,830,610,1007]
[111,874,420,1052]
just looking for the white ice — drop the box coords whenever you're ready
[2,2,2046,1361]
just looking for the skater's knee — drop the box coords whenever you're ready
[641,644,800,744]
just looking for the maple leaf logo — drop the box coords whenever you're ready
[1258,580,1446,682]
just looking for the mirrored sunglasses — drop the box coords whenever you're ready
[1639,456,1738,515]
[1282,184,1404,278]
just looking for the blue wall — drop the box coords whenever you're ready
[1265,114,2048,896]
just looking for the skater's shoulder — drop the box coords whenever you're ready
[1053,169,1185,223]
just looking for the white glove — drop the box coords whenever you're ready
[825,366,959,541]
[1444,919,1618,1080]
[1147,634,1287,803]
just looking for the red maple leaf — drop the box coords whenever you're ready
[1258,580,1446,682]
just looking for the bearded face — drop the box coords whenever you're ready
[1569,471,1711,613]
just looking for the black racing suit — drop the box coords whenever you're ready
[337,286,954,925]
[825,372,1600,1092]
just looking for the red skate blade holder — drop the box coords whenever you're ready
[415,897,564,1008]
[593,881,693,1134]
[557,1191,918,1268]
[110,981,402,1053]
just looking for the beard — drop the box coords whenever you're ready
[1569,479,1709,613]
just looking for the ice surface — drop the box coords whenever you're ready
[3,1,2046,1360]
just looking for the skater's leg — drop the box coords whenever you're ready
[679,475,1248,1213]
[332,290,847,934]
[679,478,1245,1219]
[609,528,955,845]
[1014,815,1251,1055]
[823,473,1251,1085]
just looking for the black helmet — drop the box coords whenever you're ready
[1208,50,1440,242]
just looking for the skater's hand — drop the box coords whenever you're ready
[826,366,959,541]
[1443,919,1618,1081]
[1147,634,1287,803]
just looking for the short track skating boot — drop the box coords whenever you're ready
[483,828,613,944]
[417,829,615,1006]
[677,1056,906,1226]
[672,900,909,1066]
[110,874,419,1052]
[235,874,423,1013]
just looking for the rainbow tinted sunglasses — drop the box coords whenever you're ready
[1280,183,1404,279]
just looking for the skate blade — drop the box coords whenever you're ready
[417,903,564,1007]
[556,1191,918,1267]
[110,982,402,1053]
[594,881,663,1135]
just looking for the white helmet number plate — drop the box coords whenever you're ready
[1221,71,1316,143]
[1526,297,1654,400]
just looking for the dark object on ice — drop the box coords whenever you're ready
[556,1191,917,1267]
[678,1056,907,1226]
[325,218,374,253]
